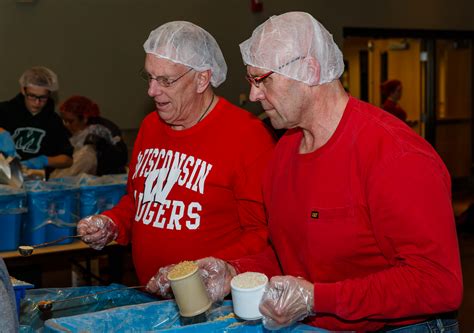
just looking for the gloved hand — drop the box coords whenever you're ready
[21,155,48,170]
[0,130,18,158]
[145,264,176,298]
[196,257,236,303]
[77,215,118,250]
[259,276,315,330]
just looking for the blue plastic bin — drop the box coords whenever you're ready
[11,280,34,318]
[0,186,27,251]
[79,182,126,217]
[21,181,79,246]
[43,300,328,332]
[49,174,127,218]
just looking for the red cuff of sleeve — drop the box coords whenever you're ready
[313,282,338,314]
[101,211,129,245]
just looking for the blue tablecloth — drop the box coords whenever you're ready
[43,299,329,333]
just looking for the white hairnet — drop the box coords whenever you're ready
[19,66,59,91]
[143,21,227,88]
[239,12,344,86]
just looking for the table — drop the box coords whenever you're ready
[1,241,99,259]
[1,241,130,288]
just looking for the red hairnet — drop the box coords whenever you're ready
[59,95,100,118]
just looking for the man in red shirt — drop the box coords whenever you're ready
[196,12,462,332]
[77,21,275,291]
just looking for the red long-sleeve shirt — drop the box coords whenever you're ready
[103,97,275,285]
[232,96,462,332]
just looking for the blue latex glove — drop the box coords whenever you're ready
[0,131,18,157]
[21,155,48,169]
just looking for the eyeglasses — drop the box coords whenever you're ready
[245,56,304,88]
[140,68,193,88]
[24,91,49,102]
[245,71,274,88]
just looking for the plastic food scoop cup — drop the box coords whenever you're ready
[168,261,212,317]
[231,272,268,320]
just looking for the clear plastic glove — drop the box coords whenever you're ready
[145,264,176,298]
[77,214,118,250]
[196,257,237,303]
[0,130,18,158]
[259,276,315,330]
[21,155,48,169]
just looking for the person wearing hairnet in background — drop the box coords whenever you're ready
[192,12,462,332]
[50,95,128,178]
[77,21,275,294]
[0,66,73,174]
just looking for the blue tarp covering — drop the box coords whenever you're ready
[19,284,158,332]
[43,300,329,333]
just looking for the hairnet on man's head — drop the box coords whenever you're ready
[143,21,227,88]
[239,12,344,86]
[19,66,59,91]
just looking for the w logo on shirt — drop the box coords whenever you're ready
[143,167,181,204]
[12,127,46,154]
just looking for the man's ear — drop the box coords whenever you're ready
[196,70,212,93]
[305,57,321,86]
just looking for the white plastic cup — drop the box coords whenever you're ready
[231,272,268,320]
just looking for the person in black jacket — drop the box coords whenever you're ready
[0,66,73,174]
[50,95,128,177]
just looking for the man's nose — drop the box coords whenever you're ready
[147,80,163,97]
[248,85,264,102]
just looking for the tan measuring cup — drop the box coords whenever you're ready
[168,261,212,317]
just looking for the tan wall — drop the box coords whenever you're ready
[1,0,473,129]
[342,37,368,99]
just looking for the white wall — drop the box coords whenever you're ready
[0,0,472,129]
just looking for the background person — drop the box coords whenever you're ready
[76,21,275,292]
[0,66,73,175]
[193,12,462,332]
[51,95,128,178]
[381,79,407,122]
[381,79,418,128]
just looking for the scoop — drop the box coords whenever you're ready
[0,154,23,188]
[18,235,83,256]
[37,285,145,313]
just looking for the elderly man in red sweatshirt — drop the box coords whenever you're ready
[77,21,275,293]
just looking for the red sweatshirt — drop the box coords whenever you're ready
[232,96,462,332]
[103,97,275,285]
